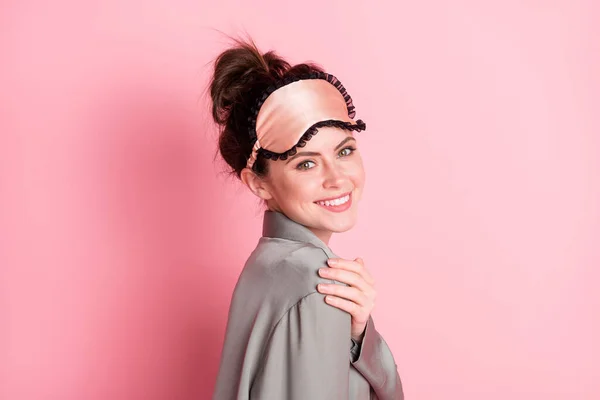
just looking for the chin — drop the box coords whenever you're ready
[317,207,359,233]
[287,201,360,234]
[327,217,358,233]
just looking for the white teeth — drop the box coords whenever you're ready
[317,194,350,207]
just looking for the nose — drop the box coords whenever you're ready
[322,163,346,189]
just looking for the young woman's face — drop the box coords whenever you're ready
[263,127,366,241]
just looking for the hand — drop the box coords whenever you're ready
[316,257,376,342]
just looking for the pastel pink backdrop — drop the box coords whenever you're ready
[1,1,599,399]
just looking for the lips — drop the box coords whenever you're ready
[315,191,352,203]
[314,192,353,210]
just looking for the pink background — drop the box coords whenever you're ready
[2,1,599,399]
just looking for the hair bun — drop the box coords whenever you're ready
[210,40,290,126]
[208,37,324,178]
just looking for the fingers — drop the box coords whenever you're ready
[322,295,369,324]
[327,257,375,286]
[318,267,370,293]
[317,283,369,307]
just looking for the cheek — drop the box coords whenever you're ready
[268,165,304,200]
[276,174,320,203]
[348,158,366,189]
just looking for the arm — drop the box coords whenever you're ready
[351,316,404,400]
[250,292,351,400]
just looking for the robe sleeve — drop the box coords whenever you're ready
[249,292,351,400]
[350,315,404,400]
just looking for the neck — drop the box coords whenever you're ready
[266,205,334,246]
[308,227,333,246]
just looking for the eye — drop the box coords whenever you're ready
[338,146,356,157]
[296,160,316,170]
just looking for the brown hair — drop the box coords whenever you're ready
[209,38,324,178]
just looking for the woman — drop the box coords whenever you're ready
[210,39,404,400]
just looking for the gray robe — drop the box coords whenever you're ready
[212,210,404,399]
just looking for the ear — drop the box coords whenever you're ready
[240,168,274,201]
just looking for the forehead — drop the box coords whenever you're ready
[301,127,355,150]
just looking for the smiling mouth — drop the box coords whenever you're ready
[314,192,352,207]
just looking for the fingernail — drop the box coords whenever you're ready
[319,268,328,275]
[327,258,337,265]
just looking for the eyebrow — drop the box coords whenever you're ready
[285,136,356,164]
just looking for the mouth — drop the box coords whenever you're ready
[314,191,353,213]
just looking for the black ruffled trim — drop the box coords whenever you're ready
[258,119,366,161]
[247,72,366,164]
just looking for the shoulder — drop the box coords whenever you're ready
[280,240,330,274]
[271,291,351,341]
[247,237,331,276]
[241,238,340,309]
